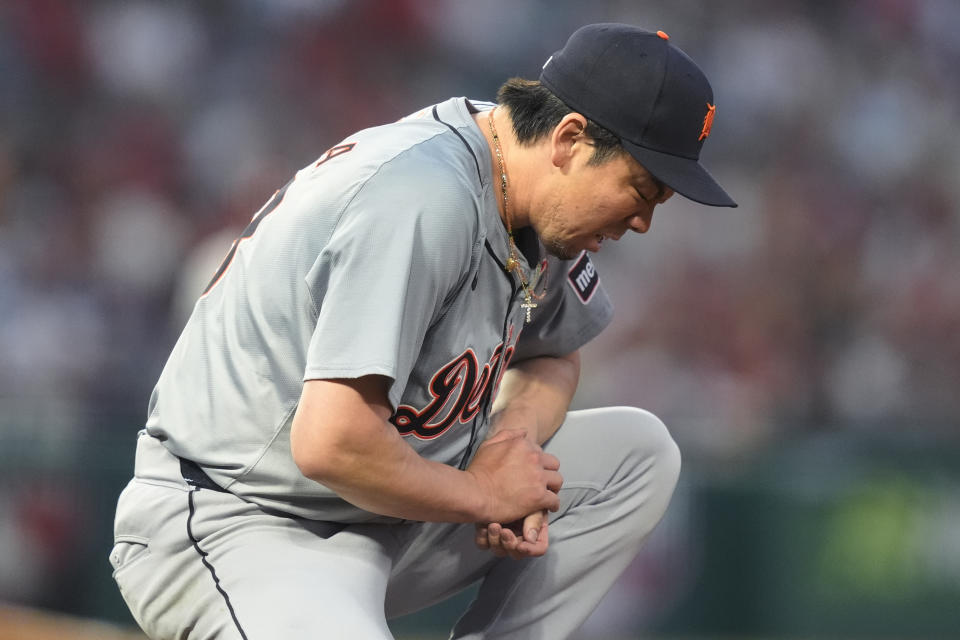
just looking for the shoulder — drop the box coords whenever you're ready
[344,155,481,267]
[359,119,484,203]
[276,101,491,258]
[341,116,486,239]
[295,114,480,211]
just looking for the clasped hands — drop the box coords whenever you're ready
[466,428,562,559]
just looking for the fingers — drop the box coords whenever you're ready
[475,512,550,559]
[487,522,517,558]
[541,453,563,500]
[545,469,563,498]
[474,523,489,550]
[475,522,510,557]
[541,452,560,471]
[486,522,509,557]
[515,516,549,558]
[522,510,544,544]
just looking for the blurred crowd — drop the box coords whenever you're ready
[1,0,958,623]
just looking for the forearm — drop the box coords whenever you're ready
[489,350,580,445]
[291,377,560,525]
[306,427,488,523]
[291,378,487,523]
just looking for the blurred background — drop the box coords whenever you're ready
[1,0,958,638]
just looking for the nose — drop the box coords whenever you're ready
[629,206,654,234]
[629,188,672,235]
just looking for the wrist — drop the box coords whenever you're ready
[488,406,539,441]
[464,468,495,523]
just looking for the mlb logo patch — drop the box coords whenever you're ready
[567,252,600,303]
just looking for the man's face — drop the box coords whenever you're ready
[533,149,674,260]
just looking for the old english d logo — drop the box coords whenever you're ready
[699,103,715,141]
[391,336,515,440]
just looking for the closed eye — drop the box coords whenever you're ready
[636,178,667,203]
[635,185,656,203]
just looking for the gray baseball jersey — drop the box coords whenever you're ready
[143,97,613,523]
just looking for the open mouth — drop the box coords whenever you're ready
[585,234,605,253]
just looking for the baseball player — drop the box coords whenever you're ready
[110,24,735,639]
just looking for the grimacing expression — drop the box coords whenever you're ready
[535,148,674,260]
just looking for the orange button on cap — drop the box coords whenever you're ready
[657,30,669,40]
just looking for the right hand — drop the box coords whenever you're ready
[465,429,562,525]
[475,509,550,558]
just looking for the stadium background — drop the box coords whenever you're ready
[1,1,958,638]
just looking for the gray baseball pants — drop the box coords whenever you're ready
[110,407,680,639]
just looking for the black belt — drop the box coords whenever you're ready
[179,458,227,492]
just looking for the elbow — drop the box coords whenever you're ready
[290,432,319,481]
[290,414,336,482]
[290,376,390,488]
[290,376,394,483]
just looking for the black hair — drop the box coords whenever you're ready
[496,77,624,165]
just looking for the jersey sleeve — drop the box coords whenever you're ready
[302,161,477,408]
[512,251,614,361]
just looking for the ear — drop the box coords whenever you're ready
[549,113,589,168]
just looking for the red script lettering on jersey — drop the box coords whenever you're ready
[391,338,515,440]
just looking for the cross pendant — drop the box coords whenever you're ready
[521,292,537,324]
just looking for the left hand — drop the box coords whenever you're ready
[475,509,549,559]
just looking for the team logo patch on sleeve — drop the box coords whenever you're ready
[567,251,600,304]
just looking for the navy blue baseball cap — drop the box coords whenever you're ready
[540,23,737,207]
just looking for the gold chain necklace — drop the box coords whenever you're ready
[487,107,544,323]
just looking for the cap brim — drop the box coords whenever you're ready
[622,140,737,207]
